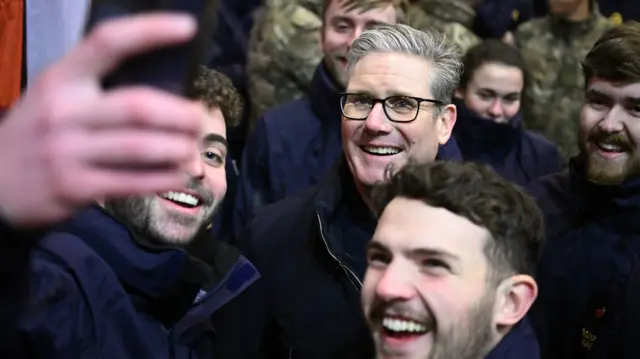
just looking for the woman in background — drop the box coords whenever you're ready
[453,40,562,186]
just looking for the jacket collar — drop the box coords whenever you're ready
[308,61,343,126]
[567,155,640,210]
[453,98,522,159]
[59,206,242,298]
[485,317,539,359]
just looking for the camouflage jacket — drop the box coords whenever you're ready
[404,0,481,56]
[515,6,612,160]
[245,0,324,128]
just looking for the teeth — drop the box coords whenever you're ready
[382,317,428,333]
[363,146,401,155]
[162,191,199,206]
[598,143,623,152]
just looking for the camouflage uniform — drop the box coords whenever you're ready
[245,0,324,128]
[515,3,612,160]
[404,0,481,56]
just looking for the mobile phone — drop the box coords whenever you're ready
[86,0,218,98]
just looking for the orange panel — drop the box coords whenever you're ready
[0,0,24,109]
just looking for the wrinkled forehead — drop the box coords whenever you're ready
[347,52,433,98]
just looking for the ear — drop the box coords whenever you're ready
[436,103,456,145]
[493,275,538,331]
[453,88,464,99]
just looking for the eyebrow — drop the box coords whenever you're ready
[203,133,228,150]
[587,89,640,104]
[367,240,460,263]
[585,89,609,98]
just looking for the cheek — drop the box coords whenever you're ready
[341,119,359,142]
[204,167,227,199]
[465,96,489,114]
[323,31,349,52]
[579,107,601,137]
[361,271,381,308]
[419,278,479,324]
[505,102,521,118]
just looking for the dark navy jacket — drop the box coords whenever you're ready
[18,206,262,359]
[453,99,562,186]
[235,157,538,359]
[527,157,640,359]
[232,62,463,239]
[597,0,640,22]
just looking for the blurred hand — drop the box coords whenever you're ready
[0,13,208,227]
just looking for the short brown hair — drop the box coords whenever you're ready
[192,66,243,128]
[372,161,545,279]
[582,21,640,85]
[321,0,404,22]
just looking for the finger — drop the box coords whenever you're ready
[57,13,196,79]
[59,86,205,135]
[75,130,196,167]
[59,169,189,202]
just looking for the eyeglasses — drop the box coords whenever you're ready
[339,93,443,123]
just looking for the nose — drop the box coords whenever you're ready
[185,148,205,180]
[375,264,415,302]
[487,99,504,118]
[599,106,625,133]
[350,26,366,47]
[364,103,393,135]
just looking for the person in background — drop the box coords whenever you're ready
[528,22,640,359]
[365,160,543,359]
[453,40,561,186]
[15,65,263,359]
[515,0,612,161]
[235,24,465,359]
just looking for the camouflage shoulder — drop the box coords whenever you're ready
[594,15,615,31]
[441,22,480,55]
[515,17,550,40]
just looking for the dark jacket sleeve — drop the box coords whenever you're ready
[18,237,96,358]
[231,116,272,242]
[0,218,38,357]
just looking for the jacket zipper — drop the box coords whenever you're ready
[288,348,293,359]
[315,211,363,291]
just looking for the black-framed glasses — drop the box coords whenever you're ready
[339,93,443,123]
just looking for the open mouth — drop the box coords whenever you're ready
[380,316,430,341]
[593,141,629,158]
[160,191,201,209]
[360,146,403,157]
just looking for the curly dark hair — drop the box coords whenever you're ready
[192,66,243,128]
[582,21,640,85]
[372,160,545,280]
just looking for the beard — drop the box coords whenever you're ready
[426,291,496,359]
[580,130,640,185]
[105,179,221,245]
[371,289,496,359]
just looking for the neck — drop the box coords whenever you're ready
[566,0,590,21]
